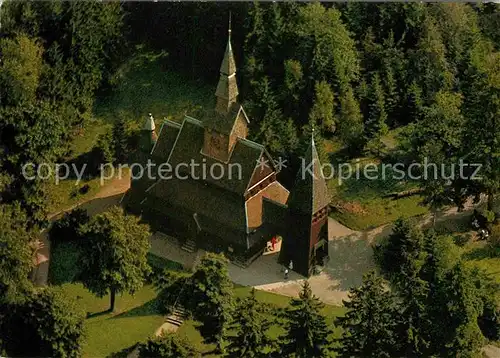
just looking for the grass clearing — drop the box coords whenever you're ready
[50,239,345,357]
[462,241,500,291]
[94,54,213,126]
[59,282,164,358]
[328,163,428,230]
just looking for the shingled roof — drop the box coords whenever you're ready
[148,115,264,195]
[203,103,240,133]
[220,35,236,76]
[151,119,181,157]
[287,136,330,215]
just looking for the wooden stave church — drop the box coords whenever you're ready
[124,24,331,277]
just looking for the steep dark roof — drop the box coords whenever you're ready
[287,137,330,215]
[150,175,246,232]
[220,37,236,76]
[203,103,240,133]
[149,115,264,195]
[151,119,181,158]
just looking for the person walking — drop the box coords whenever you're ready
[289,260,293,271]
[284,269,289,280]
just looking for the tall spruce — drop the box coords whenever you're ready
[279,281,331,358]
[336,271,400,358]
[226,288,273,357]
[186,253,234,351]
[337,86,364,153]
[112,116,129,164]
[309,81,335,134]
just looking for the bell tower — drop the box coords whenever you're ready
[202,14,249,163]
[280,133,330,276]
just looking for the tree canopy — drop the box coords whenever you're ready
[80,207,152,312]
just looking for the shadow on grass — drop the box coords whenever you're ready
[94,56,213,124]
[110,298,160,319]
[87,309,113,319]
[106,343,138,358]
[463,246,497,261]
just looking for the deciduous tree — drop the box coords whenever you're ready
[1,287,85,358]
[185,253,234,350]
[80,207,151,312]
[0,204,33,302]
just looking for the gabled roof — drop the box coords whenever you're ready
[149,115,266,195]
[287,136,330,215]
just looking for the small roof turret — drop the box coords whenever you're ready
[144,113,156,131]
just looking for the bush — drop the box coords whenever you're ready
[49,208,90,246]
[453,233,471,247]
[138,332,200,358]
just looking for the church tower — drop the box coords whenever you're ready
[202,15,249,163]
[280,134,330,277]
[215,14,238,115]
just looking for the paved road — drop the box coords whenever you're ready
[33,173,131,287]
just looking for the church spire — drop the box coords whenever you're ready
[288,134,330,215]
[215,13,239,114]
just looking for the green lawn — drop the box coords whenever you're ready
[60,283,164,358]
[462,241,500,291]
[328,162,429,231]
[94,53,213,126]
[49,243,181,357]
[49,241,346,357]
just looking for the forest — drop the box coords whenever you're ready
[0,1,499,357]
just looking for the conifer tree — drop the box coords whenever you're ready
[309,81,335,134]
[336,271,400,358]
[406,81,424,124]
[365,72,388,141]
[186,253,234,351]
[279,281,331,358]
[112,116,128,164]
[226,288,273,357]
[377,218,427,279]
[337,86,364,153]
[433,263,485,357]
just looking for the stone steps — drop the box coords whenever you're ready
[232,257,250,269]
[181,239,196,253]
[165,306,187,327]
